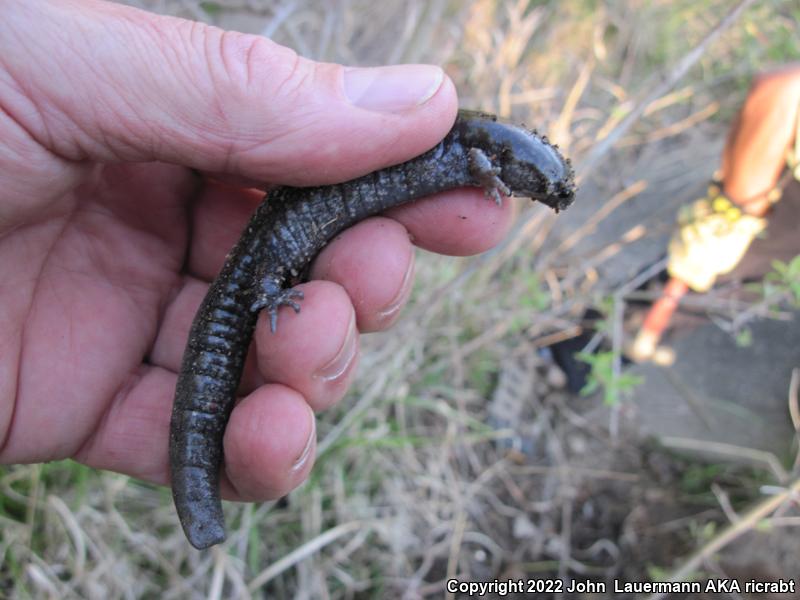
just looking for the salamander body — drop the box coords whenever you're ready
[169,110,576,549]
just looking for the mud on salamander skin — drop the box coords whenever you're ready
[169,109,576,549]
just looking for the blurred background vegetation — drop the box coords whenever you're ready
[2,0,799,598]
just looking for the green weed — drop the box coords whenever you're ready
[763,255,800,307]
[577,351,644,406]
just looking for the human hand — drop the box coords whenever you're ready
[667,193,765,292]
[0,0,514,502]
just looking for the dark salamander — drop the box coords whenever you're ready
[169,109,576,549]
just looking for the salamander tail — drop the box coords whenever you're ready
[172,466,227,549]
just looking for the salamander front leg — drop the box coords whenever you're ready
[250,277,304,333]
[468,147,511,205]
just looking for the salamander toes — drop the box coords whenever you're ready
[250,287,305,332]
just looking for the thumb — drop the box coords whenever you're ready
[2,0,456,186]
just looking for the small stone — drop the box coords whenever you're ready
[513,514,538,539]
[546,365,568,389]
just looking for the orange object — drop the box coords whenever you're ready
[630,278,689,361]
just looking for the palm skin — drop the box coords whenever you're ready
[2,162,191,478]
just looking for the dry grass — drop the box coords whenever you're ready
[3,1,800,598]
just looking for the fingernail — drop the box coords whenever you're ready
[291,405,316,473]
[313,313,358,382]
[344,65,444,112]
[376,253,415,326]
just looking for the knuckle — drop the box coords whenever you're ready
[215,30,309,103]
[195,28,320,169]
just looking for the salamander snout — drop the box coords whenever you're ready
[542,168,576,212]
[502,149,576,211]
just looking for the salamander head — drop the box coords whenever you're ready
[455,110,576,212]
[497,124,576,211]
